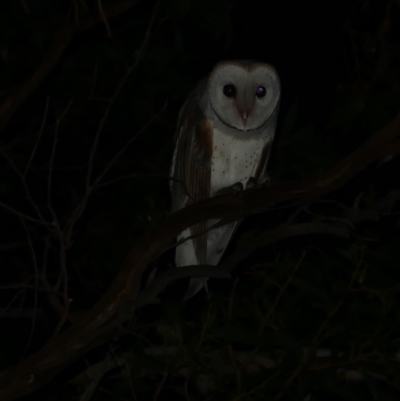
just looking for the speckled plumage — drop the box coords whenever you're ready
[171,60,281,299]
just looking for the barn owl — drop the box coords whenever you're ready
[170,60,281,299]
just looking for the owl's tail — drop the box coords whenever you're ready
[183,278,208,300]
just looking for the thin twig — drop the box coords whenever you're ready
[153,372,168,401]
[46,102,74,334]
[51,243,70,336]
[86,0,161,189]
[92,101,167,188]
[259,251,307,335]
[49,103,73,300]
[40,236,69,321]
[24,96,49,178]
[0,283,62,295]
[47,101,73,222]
[0,201,50,226]
[0,149,47,223]
[123,358,138,401]
[97,0,112,36]
[90,59,99,99]
[19,219,39,362]
[0,290,25,319]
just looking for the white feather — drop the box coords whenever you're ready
[210,126,273,195]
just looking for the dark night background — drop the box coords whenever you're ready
[0,0,399,400]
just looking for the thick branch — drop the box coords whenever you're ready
[0,114,399,399]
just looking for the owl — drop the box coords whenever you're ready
[170,60,281,299]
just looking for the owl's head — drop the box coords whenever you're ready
[207,61,280,131]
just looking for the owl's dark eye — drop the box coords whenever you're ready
[256,85,266,98]
[223,84,236,98]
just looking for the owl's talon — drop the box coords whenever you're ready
[245,173,271,190]
[216,182,244,196]
[245,177,257,189]
[258,172,271,186]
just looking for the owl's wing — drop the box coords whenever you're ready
[171,82,212,265]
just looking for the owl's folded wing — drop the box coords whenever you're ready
[170,88,212,265]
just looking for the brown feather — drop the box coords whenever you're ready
[171,85,212,264]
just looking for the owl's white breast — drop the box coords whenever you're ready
[210,127,271,195]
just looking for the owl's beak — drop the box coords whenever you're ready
[236,90,254,126]
[239,109,251,127]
